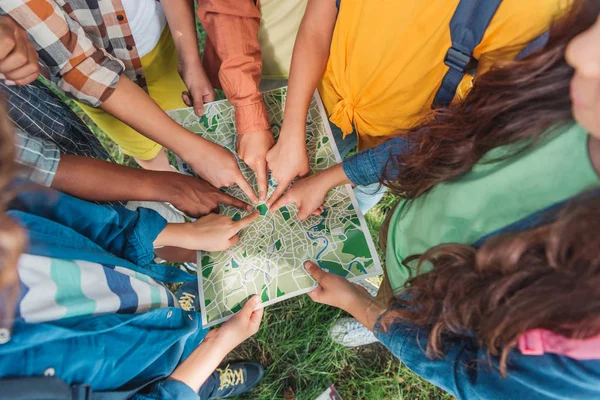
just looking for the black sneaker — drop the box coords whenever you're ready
[208,361,264,399]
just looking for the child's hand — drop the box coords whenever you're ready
[0,15,39,86]
[166,174,253,217]
[178,59,216,117]
[266,128,310,207]
[208,295,264,353]
[184,212,259,251]
[237,129,275,202]
[269,164,350,220]
[269,173,327,220]
[155,212,259,251]
[186,140,259,204]
[304,261,386,330]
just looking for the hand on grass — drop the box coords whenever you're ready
[266,127,310,208]
[0,15,39,86]
[237,129,275,201]
[304,261,386,330]
[167,174,253,217]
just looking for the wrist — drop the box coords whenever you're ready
[346,293,386,331]
[279,122,307,145]
[320,164,351,188]
[154,223,190,248]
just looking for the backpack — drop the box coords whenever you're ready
[336,0,549,108]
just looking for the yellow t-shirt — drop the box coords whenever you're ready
[319,0,570,150]
[258,0,308,79]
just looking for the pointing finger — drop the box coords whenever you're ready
[218,192,253,212]
[266,177,291,208]
[269,191,293,212]
[232,211,259,232]
[235,173,259,204]
[255,159,268,202]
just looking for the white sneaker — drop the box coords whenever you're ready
[329,317,378,347]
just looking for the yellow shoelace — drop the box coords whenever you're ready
[178,292,196,311]
[217,364,245,390]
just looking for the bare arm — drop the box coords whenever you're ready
[99,77,258,202]
[281,0,338,138]
[265,0,338,207]
[53,154,250,217]
[161,0,216,116]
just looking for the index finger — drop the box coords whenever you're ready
[217,191,253,212]
[231,211,259,232]
[269,191,294,212]
[235,174,259,204]
[254,160,268,202]
[266,176,292,208]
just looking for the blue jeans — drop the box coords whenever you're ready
[329,122,387,213]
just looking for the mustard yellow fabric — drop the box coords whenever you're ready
[319,0,570,150]
[258,0,307,79]
[77,27,188,160]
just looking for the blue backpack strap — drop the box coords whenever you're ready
[516,31,550,60]
[433,0,504,108]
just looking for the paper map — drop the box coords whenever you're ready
[168,88,382,327]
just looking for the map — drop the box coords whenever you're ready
[168,88,382,327]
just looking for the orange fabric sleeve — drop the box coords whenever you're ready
[197,0,270,134]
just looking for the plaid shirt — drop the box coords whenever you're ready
[0,0,149,107]
[14,128,61,187]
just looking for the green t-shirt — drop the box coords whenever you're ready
[386,122,599,293]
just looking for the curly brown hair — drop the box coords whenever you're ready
[381,0,600,375]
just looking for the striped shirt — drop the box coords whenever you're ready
[16,253,177,323]
[0,0,149,107]
[14,128,60,187]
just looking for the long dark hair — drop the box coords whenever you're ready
[381,0,600,375]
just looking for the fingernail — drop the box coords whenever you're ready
[5,80,15,86]
[304,261,313,271]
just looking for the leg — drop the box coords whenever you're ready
[76,98,165,170]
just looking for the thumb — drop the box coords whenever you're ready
[304,261,325,283]
[188,85,207,117]
[239,294,261,318]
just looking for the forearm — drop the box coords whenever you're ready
[169,332,231,392]
[345,294,387,331]
[161,0,201,65]
[99,76,207,159]
[53,154,167,202]
[281,0,337,139]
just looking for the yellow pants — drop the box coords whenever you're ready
[77,28,188,160]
